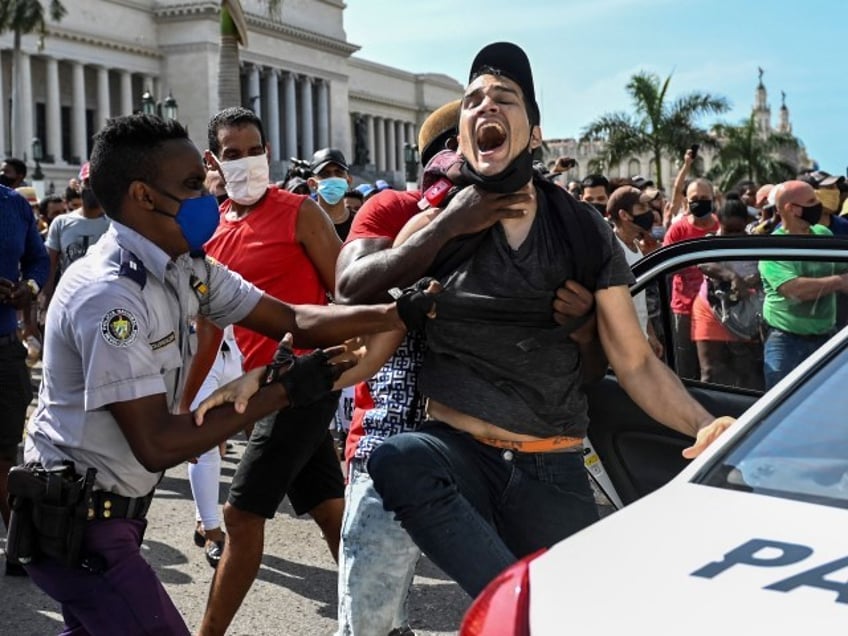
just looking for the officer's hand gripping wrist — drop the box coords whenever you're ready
[389,277,440,332]
[264,343,334,408]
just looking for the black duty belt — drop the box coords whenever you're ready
[87,490,154,521]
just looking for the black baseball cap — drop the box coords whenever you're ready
[796,170,843,188]
[631,175,655,190]
[468,42,540,126]
[310,148,349,174]
[811,170,843,187]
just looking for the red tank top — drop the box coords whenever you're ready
[205,186,328,371]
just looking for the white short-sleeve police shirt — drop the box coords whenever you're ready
[25,222,263,497]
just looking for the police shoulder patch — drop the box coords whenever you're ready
[100,308,139,347]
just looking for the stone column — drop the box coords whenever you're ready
[247,64,261,118]
[264,69,280,161]
[143,75,155,96]
[96,66,110,129]
[396,120,406,171]
[71,61,87,163]
[316,79,329,150]
[120,70,133,116]
[374,116,385,171]
[386,118,396,172]
[406,122,416,151]
[283,72,297,160]
[366,114,375,167]
[46,57,62,163]
[0,55,6,157]
[16,51,34,160]
[299,76,314,158]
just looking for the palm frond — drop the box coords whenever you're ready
[668,92,730,124]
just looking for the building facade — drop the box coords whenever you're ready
[0,0,463,194]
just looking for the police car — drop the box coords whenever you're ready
[460,236,848,635]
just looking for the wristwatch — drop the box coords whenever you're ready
[25,279,40,297]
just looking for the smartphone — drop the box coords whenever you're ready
[690,143,700,158]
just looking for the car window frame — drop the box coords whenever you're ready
[629,235,848,395]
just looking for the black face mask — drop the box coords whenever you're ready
[459,142,535,194]
[590,202,607,215]
[81,188,100,210]
[689,199,714,218]
[799,202,823,226]
[631,211,655,231]
[0,174,13,188]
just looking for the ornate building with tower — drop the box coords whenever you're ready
[543,72,811,189]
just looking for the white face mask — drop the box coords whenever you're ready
[218,154,269,206]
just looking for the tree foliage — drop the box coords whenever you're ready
[0,0,66,44]
[707,114,799,191]
[218,0,282,110]
[580,71,729,190]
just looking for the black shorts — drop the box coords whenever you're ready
[228,391,344,518]
[0,340,33,452]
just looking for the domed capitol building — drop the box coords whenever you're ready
[0,0,463,192]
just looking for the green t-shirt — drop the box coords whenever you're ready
[758,225,842,335]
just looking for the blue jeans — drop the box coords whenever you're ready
[337,460,420,636]
[763,329,830,389]
[368,421,598,598]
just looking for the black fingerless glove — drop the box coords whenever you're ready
[264,349,334,408]
[389,277,437,332]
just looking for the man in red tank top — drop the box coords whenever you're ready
[193,107,345,636]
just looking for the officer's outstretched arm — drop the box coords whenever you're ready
[238,294,406,350]
[110,338,352,472]
[110,385,289,473]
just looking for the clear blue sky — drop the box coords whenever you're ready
[345,0,846,176]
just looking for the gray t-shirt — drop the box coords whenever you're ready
[45,209,112,274]
[25,222,263,497]
[419,189,634,438]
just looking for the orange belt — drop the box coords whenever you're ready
[472,435,584,453]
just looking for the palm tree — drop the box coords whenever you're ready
[707,114,799,191]
[218,0,281,110]
[0,0,67,156]
[580,71,729,190]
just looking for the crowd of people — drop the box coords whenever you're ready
[0,38,841,635]
[547,146,848,392]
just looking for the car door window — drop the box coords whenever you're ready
[655,256,848,394]
[699,339,848,509]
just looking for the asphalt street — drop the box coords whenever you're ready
[1,364,468,636]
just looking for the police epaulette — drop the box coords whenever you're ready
[118,249,147,289]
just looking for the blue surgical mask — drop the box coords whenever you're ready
[316,177,348,205]
[150,187,221,253]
